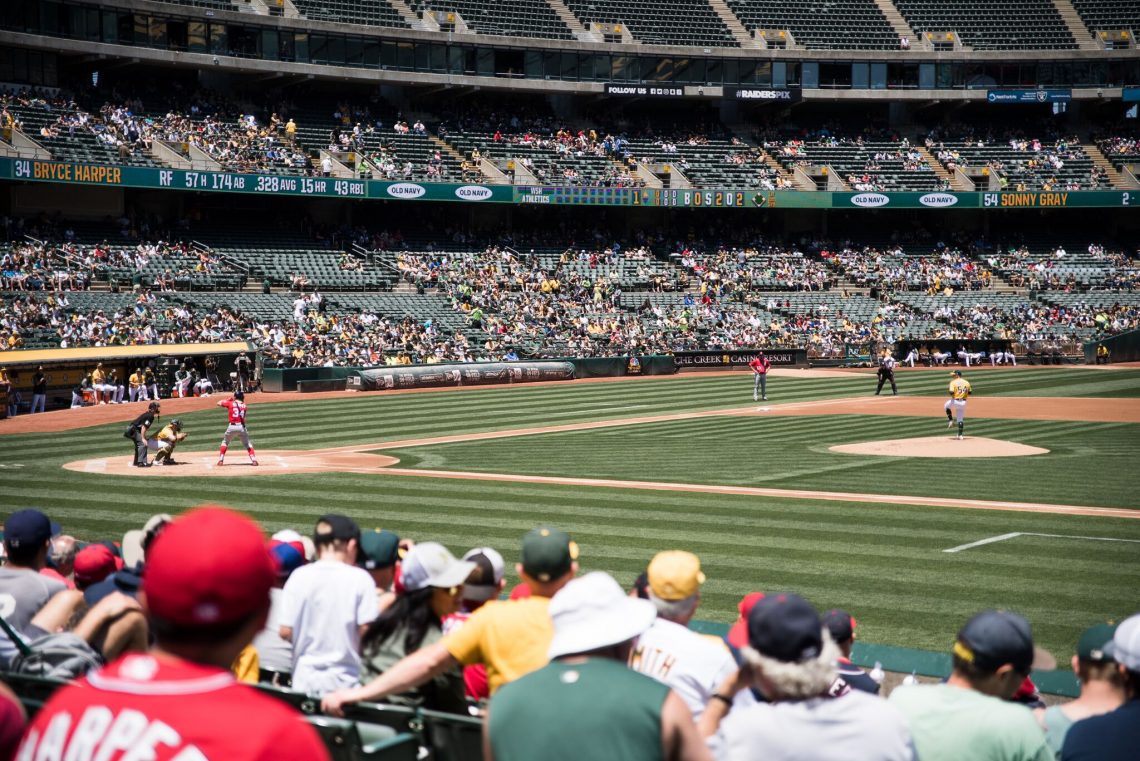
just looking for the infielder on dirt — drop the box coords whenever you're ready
[216,390,258,466]
[944,370,971,440]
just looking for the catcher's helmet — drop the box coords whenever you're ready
[234,390,244,400]
[171,419,182,429]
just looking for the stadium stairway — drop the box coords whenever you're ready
[1084,143,1140,189]
[387,0,439,30]
[704,0,762,48]
[1050,0,1100,50]
[872,0,920,47]
[916,146,970,190]
[544,0,597,40]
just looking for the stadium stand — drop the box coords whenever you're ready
[1070,0,1140,35]
[723,0,900,50]
[561,0,738,47]
[767,137,944,191]
[412,0,574,39]
[891,0,1077,49]
[291,0,411,28]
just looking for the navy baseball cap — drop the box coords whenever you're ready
[748,592,824,663]
[3,509,53,549]
[822,608,856,643]
[954,609,1035,673]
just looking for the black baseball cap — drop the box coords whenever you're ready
[314,514,361,543]
[954,609,1035,673]
[748,592,824,663]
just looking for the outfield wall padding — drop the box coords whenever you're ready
[297,379,348,392]
[262,356,677,391]
[1084,328,1140,363]
[353,361,575,391]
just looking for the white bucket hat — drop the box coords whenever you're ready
[547,572,657,659]
[400,542,476,592]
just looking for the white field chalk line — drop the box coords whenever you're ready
[944,532,1140,553]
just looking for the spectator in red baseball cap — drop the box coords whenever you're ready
[16,505,330,761]
[72,544,119,590]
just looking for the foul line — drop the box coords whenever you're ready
[943,532,1140,553]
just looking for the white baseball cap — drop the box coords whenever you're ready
[462,547,505,602]
[547,572,657,659]
[399,542,476,592]
[1106,613,1140,671]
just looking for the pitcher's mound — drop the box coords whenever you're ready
[829,436,1048,458]
[62,450,400,477]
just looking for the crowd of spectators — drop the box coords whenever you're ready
[3,505,1138,761]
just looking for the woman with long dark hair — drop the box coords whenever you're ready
[358,542,475,712]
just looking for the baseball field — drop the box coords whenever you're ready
[1,365,1138,665]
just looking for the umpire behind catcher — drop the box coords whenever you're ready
[875,352,897,396]
[125,401,160,468]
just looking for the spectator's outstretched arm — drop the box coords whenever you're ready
[320,641,458,716]
[662,691,712,761]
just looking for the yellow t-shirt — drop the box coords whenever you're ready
[443,596,553,695]
[92,368,106,385]
[232,643,259,684]
[949,378,972,401]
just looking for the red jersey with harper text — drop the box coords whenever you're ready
[16,653,329,761]
[222,398,247,425]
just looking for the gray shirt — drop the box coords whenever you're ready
[252,587,294,673]
[0,567,66,667]
[712,690,916,761]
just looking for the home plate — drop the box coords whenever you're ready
[829,436,1049,458]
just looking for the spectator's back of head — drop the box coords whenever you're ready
[646,550,705,623]
[952,609,1037,698]
[744,592,838,700]
[143,506,275,654]
[3,509,53,568]
[462,546,505,604]
[1105,613,1140,691]
[547,572,656,660]
[74,544,119,590]
[519,526,577,589]
[313,514,360,561]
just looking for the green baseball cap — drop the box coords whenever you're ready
[358,529,401,570]
[1077,622,1118,663]
[521,526,578,583]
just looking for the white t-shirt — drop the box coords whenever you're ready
[712,690,916,761]
[252,587,294,673]
[628,617,738,719]
[281,559,379,695]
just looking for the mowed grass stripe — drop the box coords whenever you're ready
[383,413,1140,508]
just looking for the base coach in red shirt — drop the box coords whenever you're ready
[17,506,330,761]
[749,352,771,402]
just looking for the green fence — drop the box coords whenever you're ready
[1084,328,1140,364]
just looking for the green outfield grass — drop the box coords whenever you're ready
[1,367,1138,660]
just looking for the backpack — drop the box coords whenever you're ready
[8,632,104,680]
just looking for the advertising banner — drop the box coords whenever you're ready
[724,87,802,103]
[986,89,1072,104]
[672,349,807,368]
[603,83,685,98]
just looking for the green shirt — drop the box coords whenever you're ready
[489,658,668,761]
[889,684,1053,761]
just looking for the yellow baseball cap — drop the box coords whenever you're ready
[647,550,706,601]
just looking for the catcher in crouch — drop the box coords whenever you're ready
[151,418,188,465]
